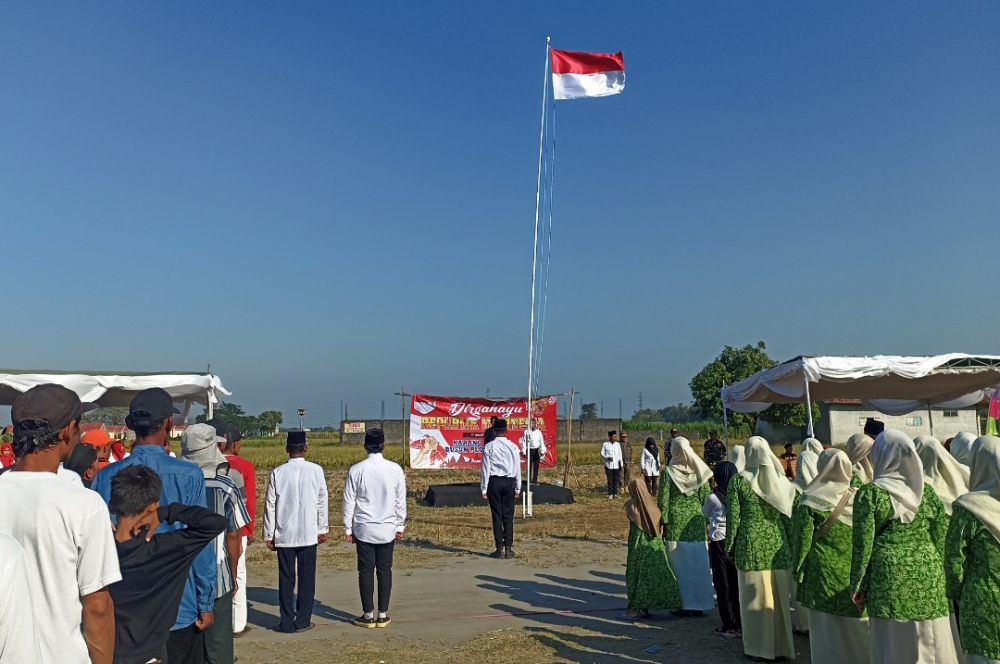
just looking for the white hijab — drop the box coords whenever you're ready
[801,448,856,526]
[794,438,825,491]
[913,435,969,515]
[728,444,747,472]
[871,430,925,524]
[954,436,1000,544]
[846,433,874,483]
[740,436,796,517]
[950,432,976,467]
[665,437,712,496]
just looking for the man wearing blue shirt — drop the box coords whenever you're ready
[92,388,216,664]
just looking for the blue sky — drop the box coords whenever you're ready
[2,2,998,425]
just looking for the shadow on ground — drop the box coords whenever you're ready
[245,586,354,629]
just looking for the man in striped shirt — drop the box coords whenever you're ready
[182,423,250,664]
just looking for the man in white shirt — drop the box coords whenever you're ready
[480,419,521,559]
[600,430,624,499]
[519,421,548,485]
[263,431,329,633]
[0,384,121,664]
[343,429,406,629]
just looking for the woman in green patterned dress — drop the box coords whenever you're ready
[658,436,714,615]
[725,436,797,661]
[946,435,1000,664]
[850,429,958,664]
[624,478,682,620]
[792,448,869,664]
[846,432,874,486]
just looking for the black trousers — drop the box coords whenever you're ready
[166,623,204,664]
[486,476,516,548]
[605,467,621,496]
[708,540,741,630]
[277,544,317,632]
[203,590,233,664]
[528,449,541,483]
[644,474,658,496]
[356,539,395,614]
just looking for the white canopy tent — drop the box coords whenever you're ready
[720,354,1000,437]
[0,370,230,419]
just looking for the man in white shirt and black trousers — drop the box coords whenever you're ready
[600,430,624,499]
[263,431,329,633]
[343,428,406,629]
[480,419,521,559]
[519,421,547,485]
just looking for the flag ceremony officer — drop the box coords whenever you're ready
[481,419,521,559]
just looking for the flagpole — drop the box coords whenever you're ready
[525,36,550,519]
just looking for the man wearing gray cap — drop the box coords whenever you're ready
[182,423,250,664]
[0,383,120,664]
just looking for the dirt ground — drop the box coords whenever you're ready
[236,464,812,664]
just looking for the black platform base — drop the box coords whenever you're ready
[424,482,575,508]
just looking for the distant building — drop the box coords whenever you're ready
[106,425,134,441]
[818,399,979,444]
[170,423,189,439]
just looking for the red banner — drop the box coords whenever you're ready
[409,394,558,470]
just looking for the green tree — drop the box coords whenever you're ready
[83,407,129,425]
[258,410,283,436]
[580,402,599,419]
[631,408,662,422]
[689,342,819,433]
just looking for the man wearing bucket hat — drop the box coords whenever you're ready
[182,423,250,664]
[92,387,218,664]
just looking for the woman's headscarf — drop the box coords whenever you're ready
[794,438,825,492]
[644,437,659,467]
[712,461,739,508]
[913,435,969,515]
[625,478,661,538]
[871,430,925,524]
[845,433,875,483]
[950,432,976,467]
[740,436,797,517]
[801,448,855,526]
[728,444,747,472]
[0,443,14,468]
[665,437,712,495]
[954,436,1000,544]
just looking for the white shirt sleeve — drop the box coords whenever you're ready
[513,447,522,494]
[316,466,329,535]
[0,537,41,662]
[263,470,277,542]
[77,498,122,596]
[395,468,407,533]
[342,467,357,536]
[480,446,491,495]
[538,432,547,458]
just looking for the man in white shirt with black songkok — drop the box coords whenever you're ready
[480,419,521,559]
[263,431,329,633]
[343,429,406,629]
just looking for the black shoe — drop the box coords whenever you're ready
[271,623,296,633]
[490,548,504,559]
[504,547,515,559]
[351,615,377,629]
[375,615,391,628]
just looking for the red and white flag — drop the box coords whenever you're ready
[550,49,625,100]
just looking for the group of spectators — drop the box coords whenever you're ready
[621,417,1000,664]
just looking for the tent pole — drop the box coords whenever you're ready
[720,385,729,444]
[207,391,214,420]
[803,375,814,438]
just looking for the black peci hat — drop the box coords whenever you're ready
[286,430,307,451]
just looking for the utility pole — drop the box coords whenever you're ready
[619,397,623,420]
[638,392,644,410]
[297,408,305,431]
[394,388,411,468]
[381,400,386,429]
[564,388,576,488]
[600,401,604,418]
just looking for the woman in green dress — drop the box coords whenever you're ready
[946,435,1000,664]
[725,436,797,661]
[846,432,874,486]
[658,436,714,615]
[850,429,958,664]
[624,478,682,620]
[792,448,869,664]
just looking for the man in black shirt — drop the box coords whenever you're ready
[702,431,727,470]
[109,465,226,664]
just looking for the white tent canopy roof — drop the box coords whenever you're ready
[0,370,230,409]
[721,354,1000,416]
